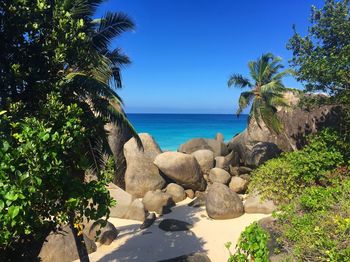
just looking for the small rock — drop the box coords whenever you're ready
[85,220,118,245]
[142,190,175,215]
[229,176,248,194]
[165,183,186,203]
[206,183,244,219]
[229,165,240,176]
[244,194,276,214]
[208,168,231,184]
[188,192,207,208]
[239,174,251,181]
[140,213,156,230]
[215,151,237,171]
[237,166,253,174]
[185,189,195,199]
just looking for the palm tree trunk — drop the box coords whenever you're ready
[69,213,90,262]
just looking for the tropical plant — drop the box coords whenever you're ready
[275,178,350,261]
[227,53,292,133]
[226,222,269,262]
[0,1,140,261]
[288,0,350,138]
[249,129,347,204]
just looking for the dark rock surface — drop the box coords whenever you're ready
[158,219,193,232]
[140,213,156,230]
[38,225,96,262]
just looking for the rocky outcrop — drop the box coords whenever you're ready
[165,183,186,203]
[208,168,231,185]
[108,183,146,221]
[215,132,224,143]
[178,138,229,157]
[124,133,166,198]
[142,190,175,215]
[38,225,96,262]
[206,183,244,219]
[214,151,239,171]
[244,194,276,214]
[191,149,214,175]
[228,92,341,167]
[154,152,206,191]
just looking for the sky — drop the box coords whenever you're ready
[96,0,325,114]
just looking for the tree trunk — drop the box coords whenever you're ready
[69,214,90,262]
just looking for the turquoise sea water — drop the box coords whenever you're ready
[127,114,248,151]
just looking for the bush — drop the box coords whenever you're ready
[226,222,269,262]
[248,129,347,204]
[275,178,350,261]
[0,94,114,255]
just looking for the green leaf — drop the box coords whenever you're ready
[5,192,18,201]
[8,206,20,219]
[0,200,4,211]
[2,141,10,152]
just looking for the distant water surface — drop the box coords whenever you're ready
[127,114,248,151]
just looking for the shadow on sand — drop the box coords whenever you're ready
[97,204,207,262]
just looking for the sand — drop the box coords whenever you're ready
[82,198,270,262]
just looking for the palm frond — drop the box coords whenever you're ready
[228,74,252,88]
[92,12,135,51]
[237,91,254,116]
[90,95,143,149]
[70,0,105,18]
[260,80,284,94]
[259,104,283,134]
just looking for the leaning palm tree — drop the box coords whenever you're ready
[62,1,142,148]
[228,53,292,134]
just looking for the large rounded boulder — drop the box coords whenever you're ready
[206,183,244,219]
[178,138,229,157]
[154,152,206,191]
[165,183,186,203]
[208,168,231,185]
[124,133,166,198]
[191,149,214,175]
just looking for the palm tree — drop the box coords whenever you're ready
[228,53,292,133]
[61,1,142,147]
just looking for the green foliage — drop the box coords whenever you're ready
[275,178,350,261]
[288,0,350,139]
[249,129,346,204]
[288,0,350,94]
[226,222,269,262]
[228,53,293,134]
[0,1,140,257]
[0,94,114,248]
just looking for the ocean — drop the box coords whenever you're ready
[127,114,248,151]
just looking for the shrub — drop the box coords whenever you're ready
[226,222,269,262]
[275,178,350,261]
[0,94,114,256]
[248,129,347,204]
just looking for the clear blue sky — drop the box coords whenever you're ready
[96,0,324,114]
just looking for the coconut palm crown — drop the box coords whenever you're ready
[228,53,292,134]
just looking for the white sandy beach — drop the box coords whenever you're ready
[82,198,269,262]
